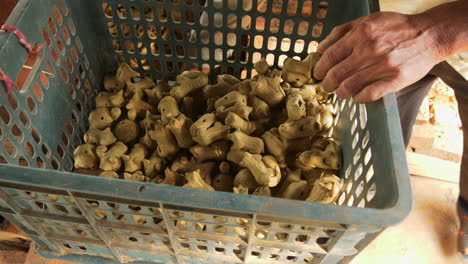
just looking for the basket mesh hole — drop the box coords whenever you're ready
[41,144,51,157]
[271,1,282,14]
[18,156,28,166]
[298,21,309,36]
[107,22,117,36]
[185,9,195,24]
[269,18,280,33]
[360,154,371,174]
[317,1,329,18]
[102,3,112,18]
[367,183,376,201]
[58,0,67,15]
[294,39,305,53]
[307,41,318,53]
[197,245,208,251]
[154,60,162,71]
[317,237,329,245]
[42,28,51,46]
[129,236,138,242]
[284,19,294,34]
[144,6,153,21]
[351,133,359,149]
[214,49,223,62]
[353,148,361,165]
[11,124,23,142]
[121,23,131,37]
[4,140,16,157]
[66,121,73,134]
[354,164,363,181]
[75,37,83,53]
[48,17,57,35]
[31,128,41,144]
[181,242,190,248]
[7,93,18,110]
[177,62,185,72]
[140,42,148,55]
[166,61,174,72]
[214,13,223,27]
[356,180,365,198]
[214,31,223,45]
[267,37,277,50]
[27,96,36,113]
[164,44,172,56]
[67,19,76,36]
[55,204,69,214]
[241,15,251,30]
[172,8,181,23]
[147,25,157,40]
[312,22,324,38]
[60,67,69,83]
[280,38,291,52]
[116,4,126,19]
[57,38,65,54]
[65,57,73,73]
[253,17,264,32]
[130,6,140,20]
[63,243,72,249]
[134,24,143,38]
[56,145,65,158]
[174,28,183,41]
[34,157,43,167]
[78,246,87,251]
[278,54,287,67]
[68,84,76,99]
[125,39,139,53]
[365,165,374,182]
[156,7,167,22]
[351,119,358,134]
[53,7,63,25]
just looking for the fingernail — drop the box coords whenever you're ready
[321,79,333,93]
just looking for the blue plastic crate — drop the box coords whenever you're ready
[0,0,411,263]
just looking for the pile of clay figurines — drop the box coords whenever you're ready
[74,52,342,204]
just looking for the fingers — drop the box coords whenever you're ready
[320,48,380,93]
[334,64,383,99]
[316,22,354,54]
[352,79,397,103]
[313,37,354,81]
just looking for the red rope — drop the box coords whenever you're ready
[0,25,44,54]
[0,68,18,94]
[0,25,44,93]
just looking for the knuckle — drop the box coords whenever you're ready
[326,69,340,85]
[339,80,355,97]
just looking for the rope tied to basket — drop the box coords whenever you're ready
[0,68,18,94]
[0,25,44,94]
[0,25,44,54]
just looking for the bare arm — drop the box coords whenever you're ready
[313,0,468,103]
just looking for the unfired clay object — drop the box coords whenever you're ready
[96,142,128,171]
[88,107,121,129]
[74,144,99,169]
[84,127,117,146]
[114,119,140,144]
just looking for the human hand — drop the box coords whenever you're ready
[313,12,443,103]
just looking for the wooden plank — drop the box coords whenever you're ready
[406,152,460,183]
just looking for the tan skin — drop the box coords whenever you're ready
[313,1,468,103]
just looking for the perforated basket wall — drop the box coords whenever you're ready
[0,0,411,264]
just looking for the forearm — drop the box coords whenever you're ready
[417,0,468,60]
